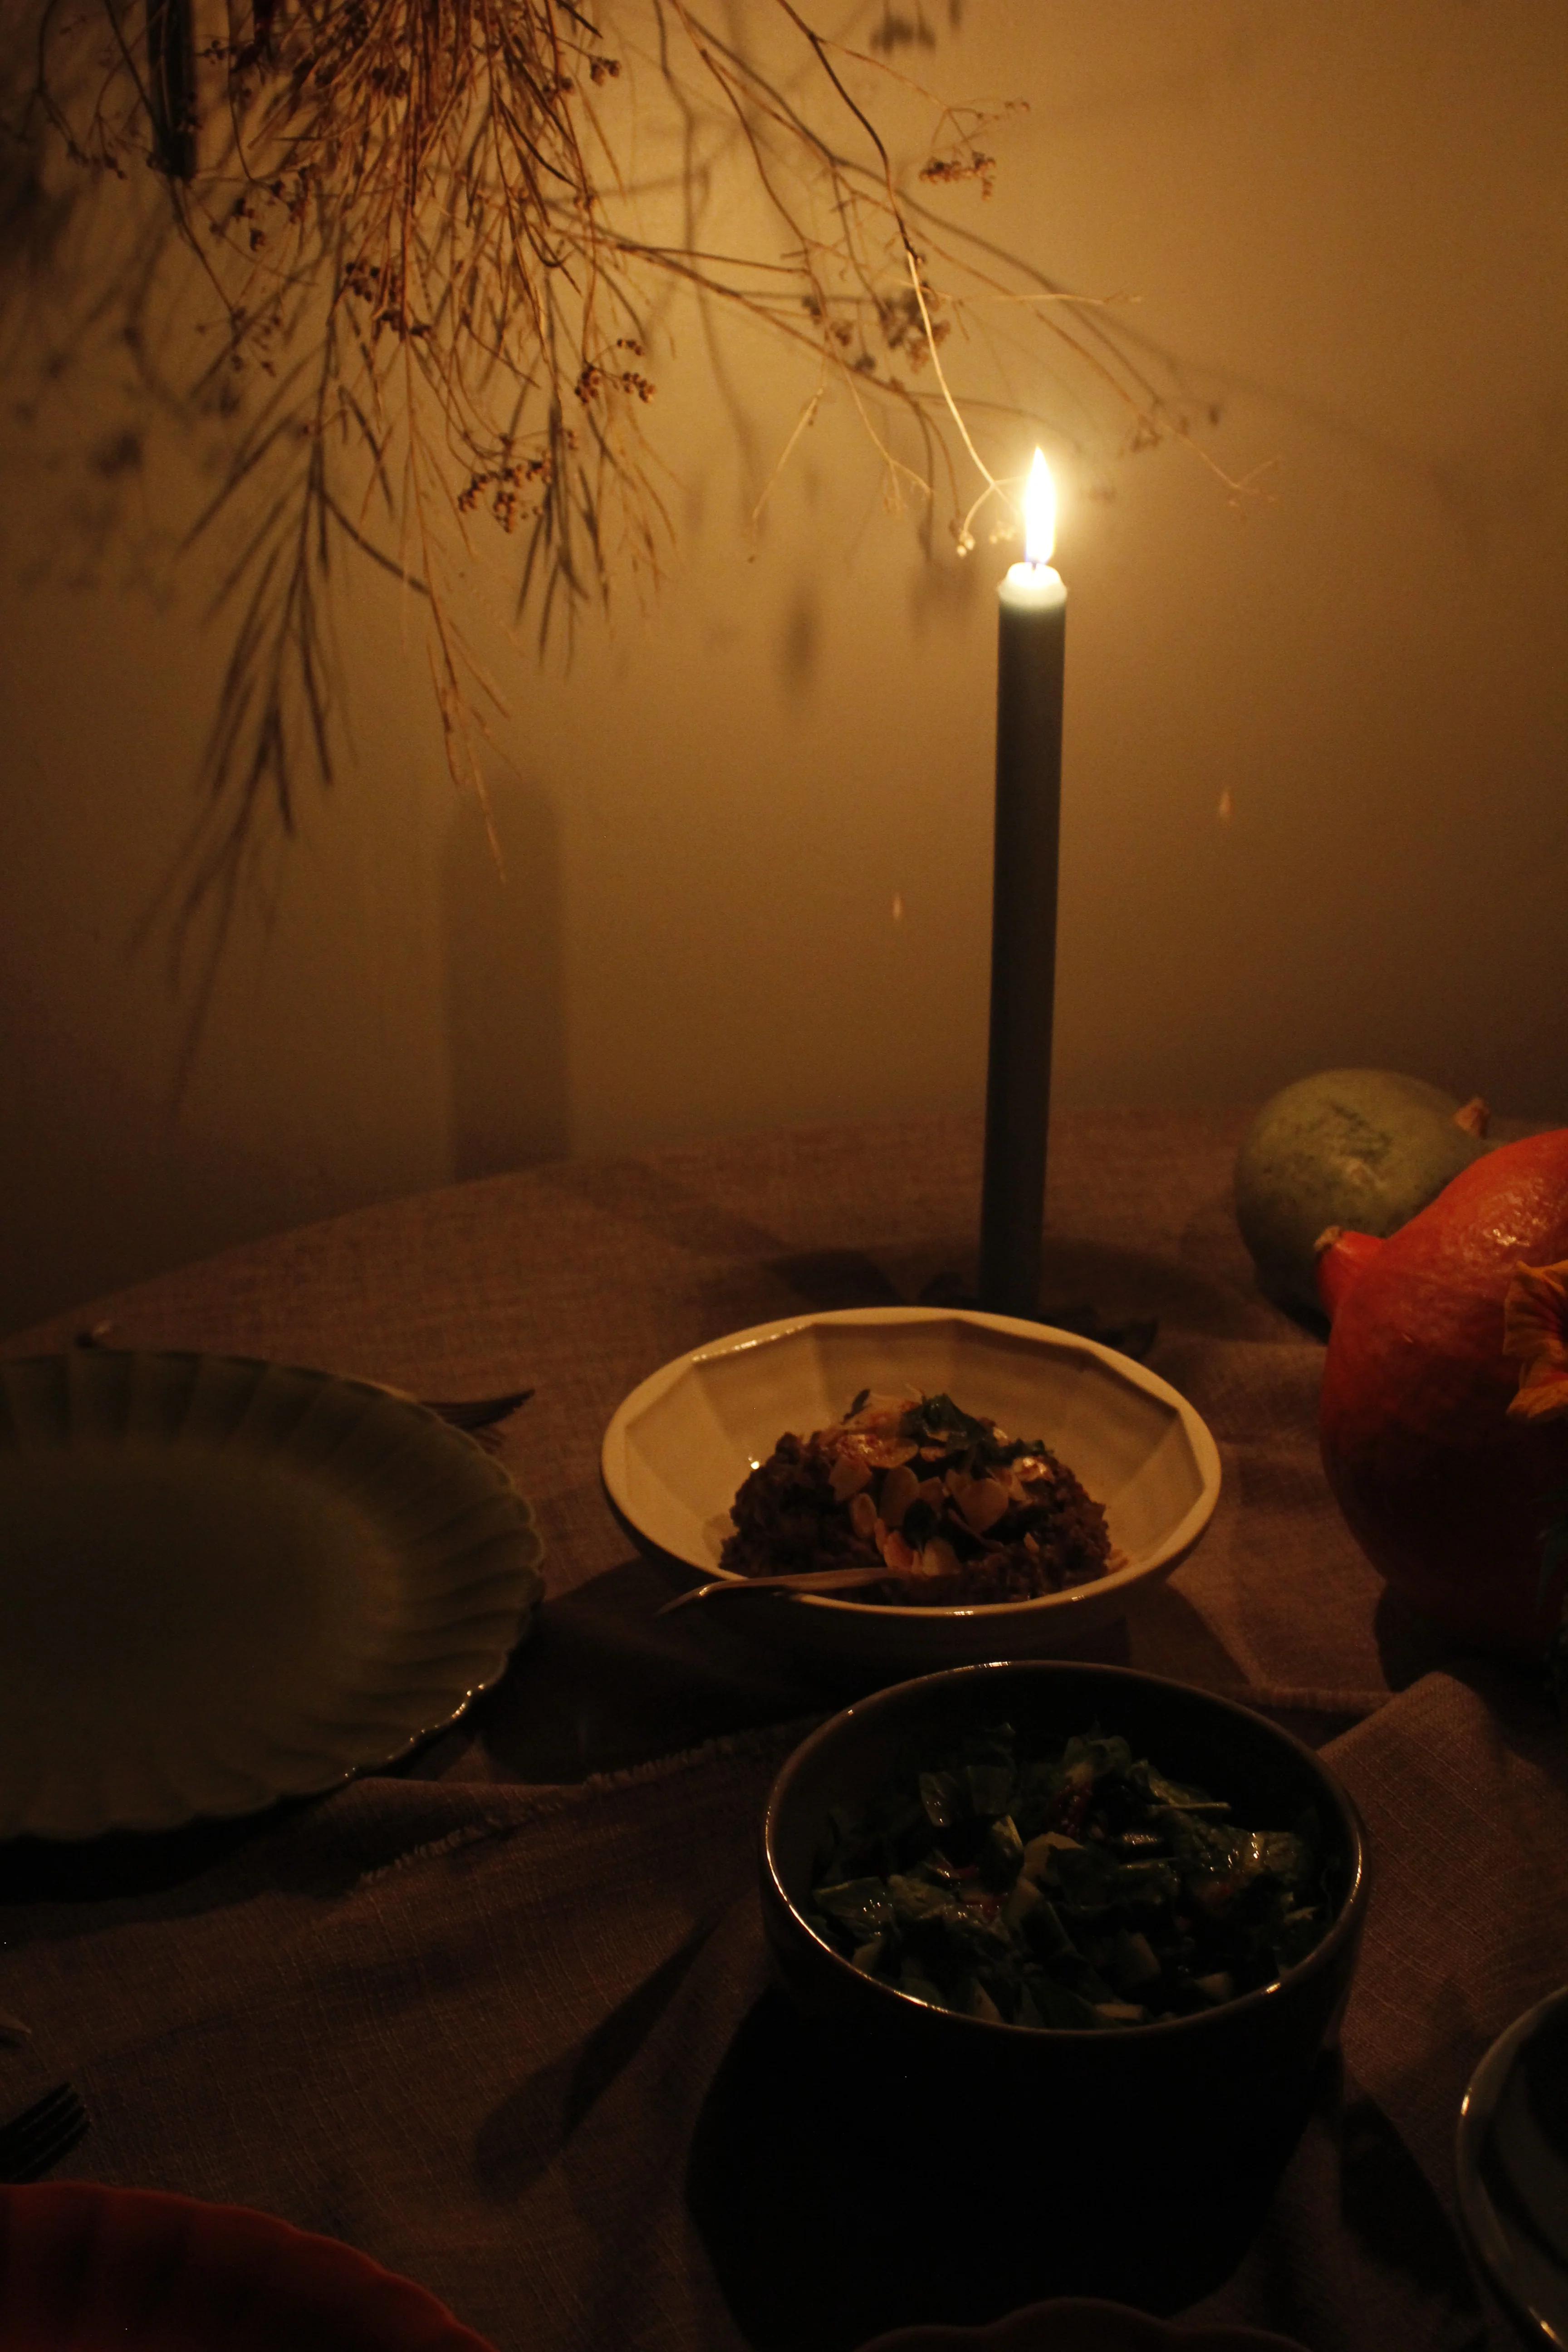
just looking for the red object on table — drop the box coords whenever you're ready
[1317,1127,1568,1656]
[0,2183,497,2352]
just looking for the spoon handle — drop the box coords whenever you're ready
[658,1564,889,1615]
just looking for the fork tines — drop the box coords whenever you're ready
[0,2082,90,2183]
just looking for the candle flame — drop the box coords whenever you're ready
[1023,448,1056,566]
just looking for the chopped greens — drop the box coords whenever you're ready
[808,1720,1330,2029]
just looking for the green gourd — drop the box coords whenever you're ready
[1234,1068,1491,1314]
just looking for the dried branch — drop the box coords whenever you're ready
[2,0,1226,952]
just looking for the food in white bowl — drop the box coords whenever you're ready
[600,1308,1221,1667]
[724,1388,1116,1603]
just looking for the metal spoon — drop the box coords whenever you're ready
[658,1563,894,1615]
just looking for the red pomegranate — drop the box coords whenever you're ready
[1316,1128,1568,1657]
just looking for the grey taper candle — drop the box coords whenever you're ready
[979,454,1065,1318]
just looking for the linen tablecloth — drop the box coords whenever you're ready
[2,1109,1564,2350]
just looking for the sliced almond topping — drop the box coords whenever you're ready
[828,1451,873,1501]
[956,1475,1010,1534]
[844,1392,913,1429]
[918,1536,961,1580]
[878,1463,919,1529]
[861,1436,919,1470]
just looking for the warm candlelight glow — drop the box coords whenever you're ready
[1023,448,1056,566]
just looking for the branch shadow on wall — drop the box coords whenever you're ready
[442,778,569,1180]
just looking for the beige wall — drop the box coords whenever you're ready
[2,0,1565,1335]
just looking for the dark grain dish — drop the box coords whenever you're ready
[721,1390,1114,1606]
[808,1717,1331,2028]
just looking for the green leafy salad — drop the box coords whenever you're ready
[808,1720,1331,2029]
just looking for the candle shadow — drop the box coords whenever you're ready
[684,1228,1263,1360]
[442,774,569,1179]
[469,1553,854,1784]
[886,1232,1267,1355]
[1123,1580,1253,1693]
[470,1528,1137,1787]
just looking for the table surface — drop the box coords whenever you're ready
[1,1108,1563,2352]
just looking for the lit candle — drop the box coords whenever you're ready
[979,449,1065,1319]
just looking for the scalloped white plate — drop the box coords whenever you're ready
[602,1308,1220,1670]
[0,1352,545,1839]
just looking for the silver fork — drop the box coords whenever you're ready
[0,2083,90,2182]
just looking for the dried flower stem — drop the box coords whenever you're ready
[3,0,1236,959]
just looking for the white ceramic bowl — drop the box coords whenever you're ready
[601,1308,1220,1668]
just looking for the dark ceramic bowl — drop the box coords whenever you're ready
[695,1663,1364,2341]
[760,1661,1367,2164]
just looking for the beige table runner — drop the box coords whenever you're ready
[1,1668,1563,2351]
[6,1108,1469,1737]
[3,1109,1562,2349]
